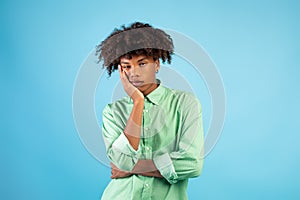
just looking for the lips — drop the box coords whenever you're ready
[131,81,144,87]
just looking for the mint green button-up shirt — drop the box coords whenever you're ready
[101,81,204,200]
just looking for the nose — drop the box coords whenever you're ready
[129,65,141,77]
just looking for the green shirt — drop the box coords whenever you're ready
[101,81,204,200]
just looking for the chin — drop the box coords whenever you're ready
[137,84,148,91]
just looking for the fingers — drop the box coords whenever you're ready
[110,162,117,169]
[111,170,131,179]
[118,64,122,73]
[118,64,123,78]
[119,65,128,83]
[119,65,130,82]
[118,64,143,100]
[110,162,132,179]
[111,166,122,179]
[118,65,134,93]
[110,164,117,179]
[111,170,117,179]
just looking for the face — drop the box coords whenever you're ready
[120,55,160,91]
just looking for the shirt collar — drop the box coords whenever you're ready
[128,79,166,105]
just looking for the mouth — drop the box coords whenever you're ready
[131,81,144,87]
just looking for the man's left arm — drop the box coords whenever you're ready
[111,94,204,182]
[152,94,204,184]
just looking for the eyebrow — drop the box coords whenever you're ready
[120,57,148,64]
[137,57,148,62]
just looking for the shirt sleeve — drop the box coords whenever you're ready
[102,104,141,171]
[153,94,204,184]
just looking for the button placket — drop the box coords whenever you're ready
[141,181,152,200]
[144,145,152,159]
[143,102,152,159]
[143,105,150,136]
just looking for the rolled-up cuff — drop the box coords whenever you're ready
[153,153,178,184]
[113,133,141,155]
[111,133,141,171]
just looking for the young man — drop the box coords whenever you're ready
[96,22,204,200]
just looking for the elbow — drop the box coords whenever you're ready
[192,164,202,177]
[107,148,138,171]
[192,159,204,177]
[185,159,204,179]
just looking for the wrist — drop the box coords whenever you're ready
[131,90,144,103]
[133,98,144,105]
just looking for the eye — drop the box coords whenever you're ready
[139,63,146,67]
[122,65,131,69]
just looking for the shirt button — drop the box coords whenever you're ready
[144,109,149,113]
[145,127,149,131]
[145,146,150,151]
[145,183,149,188]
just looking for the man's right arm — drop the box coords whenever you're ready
[119,64,144,151]
[123,98,144,151]
[102,65,144,171]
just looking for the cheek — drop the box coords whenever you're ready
[145,71,157,80]
[144,69,156,76]
[145,67,156,73]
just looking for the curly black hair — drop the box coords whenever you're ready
[96,22,174,77]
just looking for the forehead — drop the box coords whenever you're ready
[120,55,153,63]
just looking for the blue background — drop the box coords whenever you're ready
[1,0,299,199]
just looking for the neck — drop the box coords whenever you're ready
[140,83,158,96]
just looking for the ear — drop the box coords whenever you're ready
[155,60,160,71]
